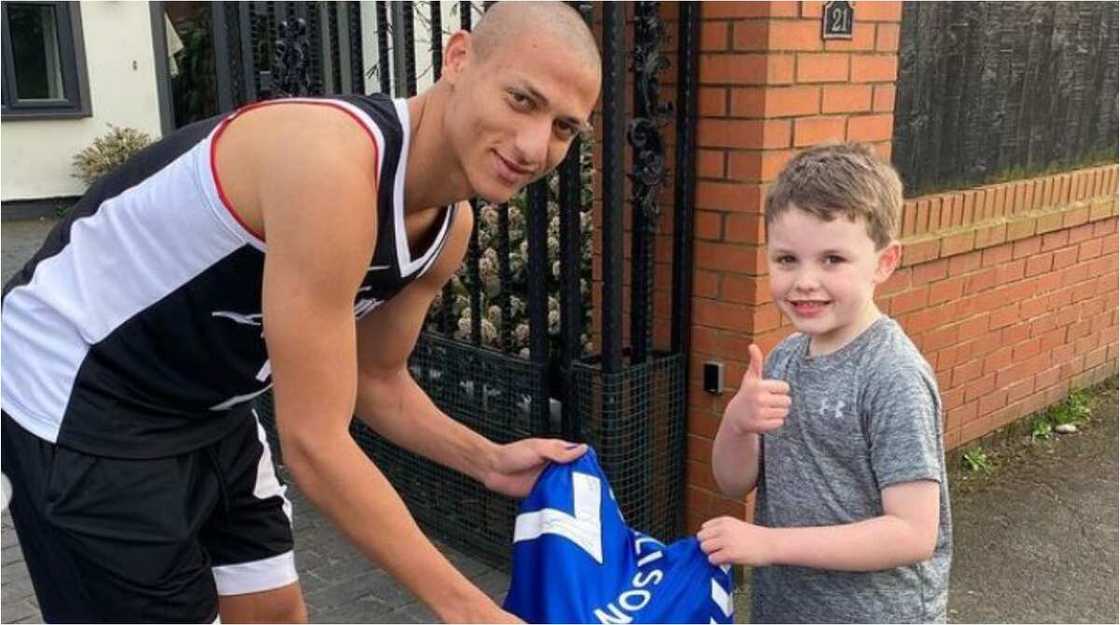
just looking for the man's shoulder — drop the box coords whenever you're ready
[237,98,384,159]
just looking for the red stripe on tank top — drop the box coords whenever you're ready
[208,99,383,243]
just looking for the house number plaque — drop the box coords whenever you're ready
[822,1,854,40]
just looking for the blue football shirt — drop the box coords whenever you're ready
[504,449,734,624]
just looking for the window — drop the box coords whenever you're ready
[2,1,90,119]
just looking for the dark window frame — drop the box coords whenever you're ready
[1,1,91,120]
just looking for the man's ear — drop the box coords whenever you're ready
[874,240,902,283]
[442,31,472,85]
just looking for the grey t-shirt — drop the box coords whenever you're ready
[751,316,952,624]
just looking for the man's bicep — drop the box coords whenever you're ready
[258,134,376,436]
[263,255,362,435]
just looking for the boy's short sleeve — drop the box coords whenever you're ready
[864,366,944,489]
[762,334,801,381]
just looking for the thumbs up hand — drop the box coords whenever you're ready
[723,344,791,435]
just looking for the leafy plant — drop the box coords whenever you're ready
[72,125,153,187]
[961,446,993,474]
[1028,388,1094,441]
[1051,389,1092,426]
[1030,415,1053,440]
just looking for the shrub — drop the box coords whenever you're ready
[72,124,152,187]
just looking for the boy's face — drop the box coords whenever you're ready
[442,30,600,203]
[767,206,900,354]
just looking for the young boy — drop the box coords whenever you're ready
[698,143,952,623]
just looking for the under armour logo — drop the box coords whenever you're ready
[819,399,846,420]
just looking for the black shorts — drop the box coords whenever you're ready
[1,410,296,623]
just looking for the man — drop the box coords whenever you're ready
[1,3,601,622]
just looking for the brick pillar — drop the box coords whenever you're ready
[684,1,904,532]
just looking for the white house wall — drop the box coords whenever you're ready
[1,2,162,202]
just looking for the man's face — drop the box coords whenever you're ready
[444,30,600,203]
[767,206,898,354]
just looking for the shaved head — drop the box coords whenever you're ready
[434,1,602,203]
[471,1,600,72]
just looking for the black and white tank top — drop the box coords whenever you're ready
[1,94,454,458]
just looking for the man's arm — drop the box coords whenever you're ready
[352,206,585,498]
[353,206,497,483]
[253,109,507,622]
[699,480,941,571]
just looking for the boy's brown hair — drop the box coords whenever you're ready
[765,142,904,250]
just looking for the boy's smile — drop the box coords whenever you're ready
[788,299,830,317]
[767,206,900,356]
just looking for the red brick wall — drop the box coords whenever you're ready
[682,1,1119,532]
[887,167,1119,448]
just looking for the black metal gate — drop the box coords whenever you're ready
[238,2,700,568]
